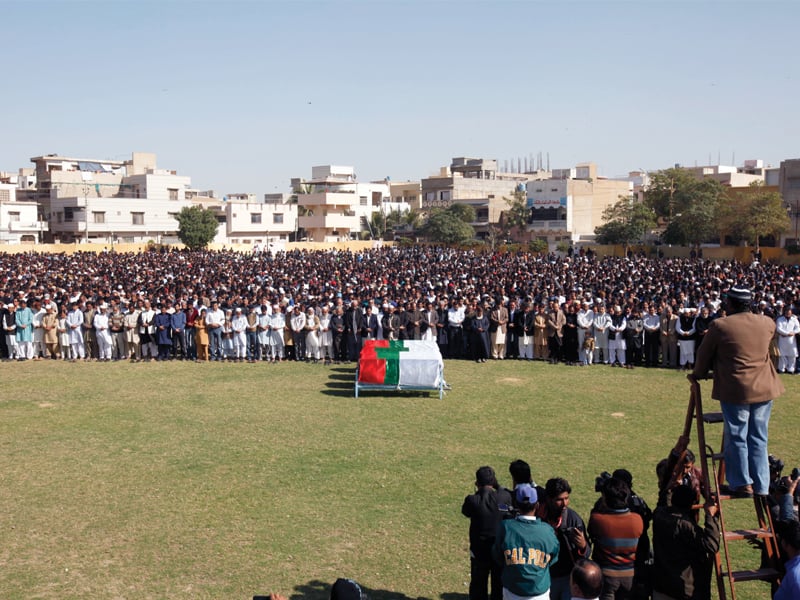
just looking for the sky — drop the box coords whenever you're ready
[2,0,798,197]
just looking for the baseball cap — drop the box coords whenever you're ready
[515,483,538,504]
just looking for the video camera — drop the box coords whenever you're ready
[595,471,612,492]
[769,454,800,496]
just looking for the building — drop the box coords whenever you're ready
[682,161,766,187]
[36,152,221,244]
[291,165,403,242]
[779,158,800,246]
[223,193,298,247]
[420,157,531,238]
[525,163,632,246]
[389,181,422,211]
[0,183,43,244]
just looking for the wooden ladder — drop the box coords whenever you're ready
[666,381,781,600]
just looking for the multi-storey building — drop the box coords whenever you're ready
[526,163,632,246]
[779,158,800,246]
[420,157,531,238]
[291,165,403,242]
[0,183,43,244]
[223,193,298,247]
[35,152,221,244]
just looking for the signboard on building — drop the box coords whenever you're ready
[527,196,567,209]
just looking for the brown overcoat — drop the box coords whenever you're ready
[693,312,785,404]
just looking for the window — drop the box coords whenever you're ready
[8,211,20,222]
[92,211,105,224]
[273,213,284,224]
[131,212,144,225]
[64,207,82,222]
[551,188,559,192]
[251,213,262,224]
[360,196,368,206]
[788,178,800,190]
[0,190,10,202]
[476,208,488,221]
[440,190,451,201]
[168,212,178,220]
[168,188,179,200]
[535,188,543,193]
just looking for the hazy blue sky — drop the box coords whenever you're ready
[3,0,798,196]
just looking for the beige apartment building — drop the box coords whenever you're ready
[526,163,632,247]
[421,157,531,237]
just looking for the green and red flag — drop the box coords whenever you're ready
[358,340,444,387]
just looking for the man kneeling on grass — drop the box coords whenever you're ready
[493,484,560,600]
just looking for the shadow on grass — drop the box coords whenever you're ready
[289,578,435,600]
[322,368,356,397]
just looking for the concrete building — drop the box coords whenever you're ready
[389,181,422,211]
[291,165,401,242]
[682,162,766,187]
[0,183,43,244]
[38,152,221,244]
[420,157,532,238]
[780,158,800,245]
[223,193,298,247]
[525,163,632,246]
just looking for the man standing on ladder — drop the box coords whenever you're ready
[689,286,785,498]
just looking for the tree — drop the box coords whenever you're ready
[176,205,219,249]
[645,168,725,247]
[594,196,656,252]
[421,204,475,244]
[731,182,790,249]
[499,189,530,243]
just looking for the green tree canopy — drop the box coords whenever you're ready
[176,205,219,250]
[422,204,475,244]
[646,168,725,247]
[594,196,655,249]
[721,181,790,249]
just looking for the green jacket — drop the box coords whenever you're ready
[493,516,559,597]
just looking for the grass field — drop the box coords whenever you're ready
[1,359,797,600]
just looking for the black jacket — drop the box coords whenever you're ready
[462,486,514,560]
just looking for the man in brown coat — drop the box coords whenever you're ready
[546,300,566,364]
[690,286,785,497]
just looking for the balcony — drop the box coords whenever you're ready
[299,213,359,230]
[296,191,357,207]
[529,220,567,231]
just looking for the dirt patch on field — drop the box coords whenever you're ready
[611,412,625,418]
[497,377,524,384]
[38,402,56,408]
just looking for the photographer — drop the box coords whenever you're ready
[768,456,800,524]
[539,477,590,600]
[593,470,653,600]
[462,466,514,600]
[652,484,720,600]
[588,477,644,600]
[775,519,800,600]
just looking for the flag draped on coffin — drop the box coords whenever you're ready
[358,340,443,387]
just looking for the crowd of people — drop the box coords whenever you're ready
[462,453,800,600]
[1,246,800,367]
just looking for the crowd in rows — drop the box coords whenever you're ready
[1,246,799,365]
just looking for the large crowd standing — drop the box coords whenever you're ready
[1,246,799,367]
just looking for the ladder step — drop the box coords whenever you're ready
[724,528,775,541]
[703,412,724,423]
[724,567,781,582]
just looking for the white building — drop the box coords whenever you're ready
[291,165,403,242]
[39,152,221,244]
[0,183,43,244]
[223,193,298,247]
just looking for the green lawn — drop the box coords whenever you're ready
[0,360,796,600]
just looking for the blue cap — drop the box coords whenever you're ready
[515,483,538,504]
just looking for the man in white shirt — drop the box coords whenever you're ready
[776,306,800,373]
[592,305,612,365]
[231,307,248,362]
[205,300,225,361]
[66,302,85,361]
[93,303,112,361]
[576,302,595,366]
[447,299,466,358]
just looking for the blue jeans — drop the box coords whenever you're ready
[208,328,223,360]
[721,400,772,495]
